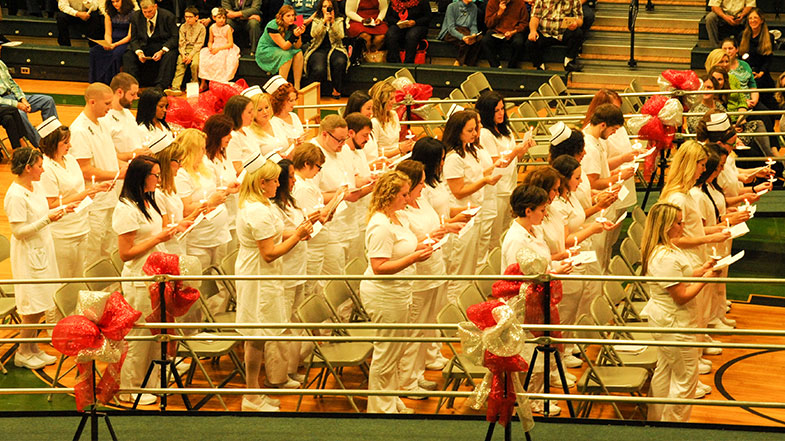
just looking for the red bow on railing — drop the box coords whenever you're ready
[52,291,141,411]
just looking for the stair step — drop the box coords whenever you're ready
[593,4,706,32]
[582,31,695,60]
[570,59,680,89]
[600,0,706,6]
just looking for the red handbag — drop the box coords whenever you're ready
[399,40,428,64]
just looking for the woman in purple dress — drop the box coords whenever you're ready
[89,0,135,84]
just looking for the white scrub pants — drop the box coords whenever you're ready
[323,239,353,321]
[187,242,227,316]
[491,195,513,252]
[446,222,480,304]
[120,282,159,392]
[400,284,445,391]
[53,234,88,279]
[648,331,699,422]
[304,231,329,297]
[86,207,116,268]
[365,297,410,413]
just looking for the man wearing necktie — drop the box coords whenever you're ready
[222,0,263,55]
[123,0,179,88]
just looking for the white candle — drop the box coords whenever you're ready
[573,237,578,248]
[467,202,471,211]
[599,209,605,220]
[712,246,717,257]
[132,152,136,159]
[91,175,95,186]
[608,182,613,192]
[219,174,223,188]
[745,198,750,207]
[440,214,445,226]
[59,194,63,208]
[726,219,730,229]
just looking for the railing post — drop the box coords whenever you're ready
[628,0,639,68]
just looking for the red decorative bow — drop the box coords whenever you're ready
[52,291,141,411]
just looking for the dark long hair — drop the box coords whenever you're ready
[411,136,445,188]
[343,91,372,116]
[223,95,252,130]
[105,0,134,17]
[701,142,727,223]
[476,91,511,138]
[442,110,478,160]
[136,88,170,130]
[120,156,162,221]
[272,159,297,210]
[550,154,581,196]
[313,0,343,19]
[204,114,234,160]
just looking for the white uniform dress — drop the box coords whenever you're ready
[271,112,305,145]
[69,111,120,267]
[582,130,613,270]
[250,125,289,155]
[606,126,637,254]
[137,122,170,145]
[479,128,516,250]
[208,155,239,248]
[642,245,699,422]
[235,200,291,384]
[361,211,418,414]
[112,198,164,392]
[398,196,447,392]
[293,174,327,297]
[371,113,402,159]
[443,149,484,302]
[226,129,259,166]
[154,189,186,255]
[4,182,58,315]
[39,154,90,279]
[475,146,498,267]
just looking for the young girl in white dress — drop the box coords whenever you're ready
[198,8,240,88]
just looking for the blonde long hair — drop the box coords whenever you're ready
[177,128,212,182]
[249,93,273,139]
[154,140,187,194]
[739,9,772,56]
[704,48,728,72]
[367,170,410,221]
[239,160,281,207]
[660,141,708,200]
[640,203,681,276]
[369,80,396,127]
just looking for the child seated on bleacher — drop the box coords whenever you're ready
[198,7,241,89]
[168,7,206,95]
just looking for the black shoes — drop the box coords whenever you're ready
[565,60,582,72]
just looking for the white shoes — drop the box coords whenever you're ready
[425,355,450,371]
[241,396,279,412]
[418,377,438,391]
[289,373,306,383]
[709,318,734,330]
[562,354,583,368]
[35,351,57,366]
[550,372,576,388]
[703,346,723,356]
[721,317,736,327]
[265,378,302,389]
[530,400,561,416]
[695,381,712,399]
[403,385,431,400]
[698,357,713,375]
[14,352,46,370]
[119,393,157,405]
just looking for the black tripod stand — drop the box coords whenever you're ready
[640,148,669,210]
[72,362,118,441]
[521,277,575,418]
[482,372,533,441]
[134,280,192,410]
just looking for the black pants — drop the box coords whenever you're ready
[55,10,103,46]
[122,44,179,88]
[480,32,526,68]
[582,3,595,32]
[525,28,583,67]
[0,105,27,149]
[445,34,483,66]
[307,48,348,94]
[385,25,428,63]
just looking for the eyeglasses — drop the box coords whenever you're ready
[327,131,347,144]
[151,173,160,179]
[172,158,181,164]
[315,164,323,171]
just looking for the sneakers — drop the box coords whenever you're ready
[562,354,583,368]
[698,357,712,375]
[709,318,734,330]
[550,372,576,388]
[35,351,57,366]
[241,396,279,412]
[264,377,301,389]
[119,393,157,405]
[402,385,431,400]
[14,352,46,370]
[289,373,306,383]
[720,317,737,327]
[703,346,723,356]
[418,378,438,391]
[695,381,712,399]
[425,355,450,371]
[530,400,561,416]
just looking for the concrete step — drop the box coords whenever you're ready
[599,0,780,13]
[592,3,705,34]
[569,59,682,90]
[582,31,695,62]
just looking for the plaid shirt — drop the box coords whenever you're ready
[0,60,25,106]
[531,0,582,40]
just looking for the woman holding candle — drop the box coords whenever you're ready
[270,83,306,150]
[640,202,720,422]
[4,147,72,370]
[204,114,241,251]
[361,170,433,413]
[235,153,313,411]
[370,80,413,160]
[224,95,257,174]
[136,87,172,141]
[38,120,112,280]
[249,92,289,156]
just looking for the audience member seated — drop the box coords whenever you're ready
[188,0,221,26]
[56,0,104,46]
[739,9,775,107]
[256,5,305,89]
[384,0,431,63]
[198,7,241,89]
[123,0,179,89]
[481,0,528,69]
[222,0,263,53]
[526,0,583,72]
[304,0,349,98]
[581,0,594,32]
[284,0,319,43]
[89,0,136,85]
[705,0,754,48]
[345,0,388,62]
[169,7,207,94]
[0,49,59,148]
[439,0,482,67]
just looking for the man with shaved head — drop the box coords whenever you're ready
[70,82,127,266]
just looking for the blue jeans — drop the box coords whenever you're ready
[3,93,58,147]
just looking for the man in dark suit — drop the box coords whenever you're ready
[222,0,263,54]
[122,0,179,88]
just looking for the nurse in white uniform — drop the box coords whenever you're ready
[4,148,69,370]
[270,82,306,148]
[369,81,413,159]
[361,170,433,414]
[235,153,312,412]
[113,156,182,405]
[204,114,242,251]
[224,95,257,174]
[136,88,172,141]
[248,92,289,155]
[640,203,720,422]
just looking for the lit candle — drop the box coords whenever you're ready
[91,175,95,186]
[573,237,578,249]
[608,182,613,192]
[219,174,223,188]
[132,152,136,159]
[201,190,207,203]
[617,173,623,185]
[726,218,730,229]
[58,194,63,208]
[171,214,175,225]
[745,198,750,208]
[440,214,445,226]
[599,209,605,221]
[712,246,717,257]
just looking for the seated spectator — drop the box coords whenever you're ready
[0,47,59,148]
[581,0,594,32]
[346,0,388,61]
[256,5,305,89]
[480,0,527,68]
[705,0,754,48]
[304,0,349,98]
[526,0,583,72]
[739,9,775,107]
[439,0,482,67]
[284,0,319,43]
[123,0,179,89]
[56,0,104,46]
[222,0,262,53]
[169,7,206,94]
[198,7,241,89]
[0,105,28,150]
[89,0,136,85]
[188,0,221,26]
[384,0,431,63]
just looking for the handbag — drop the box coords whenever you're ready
[399,40,428,64]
